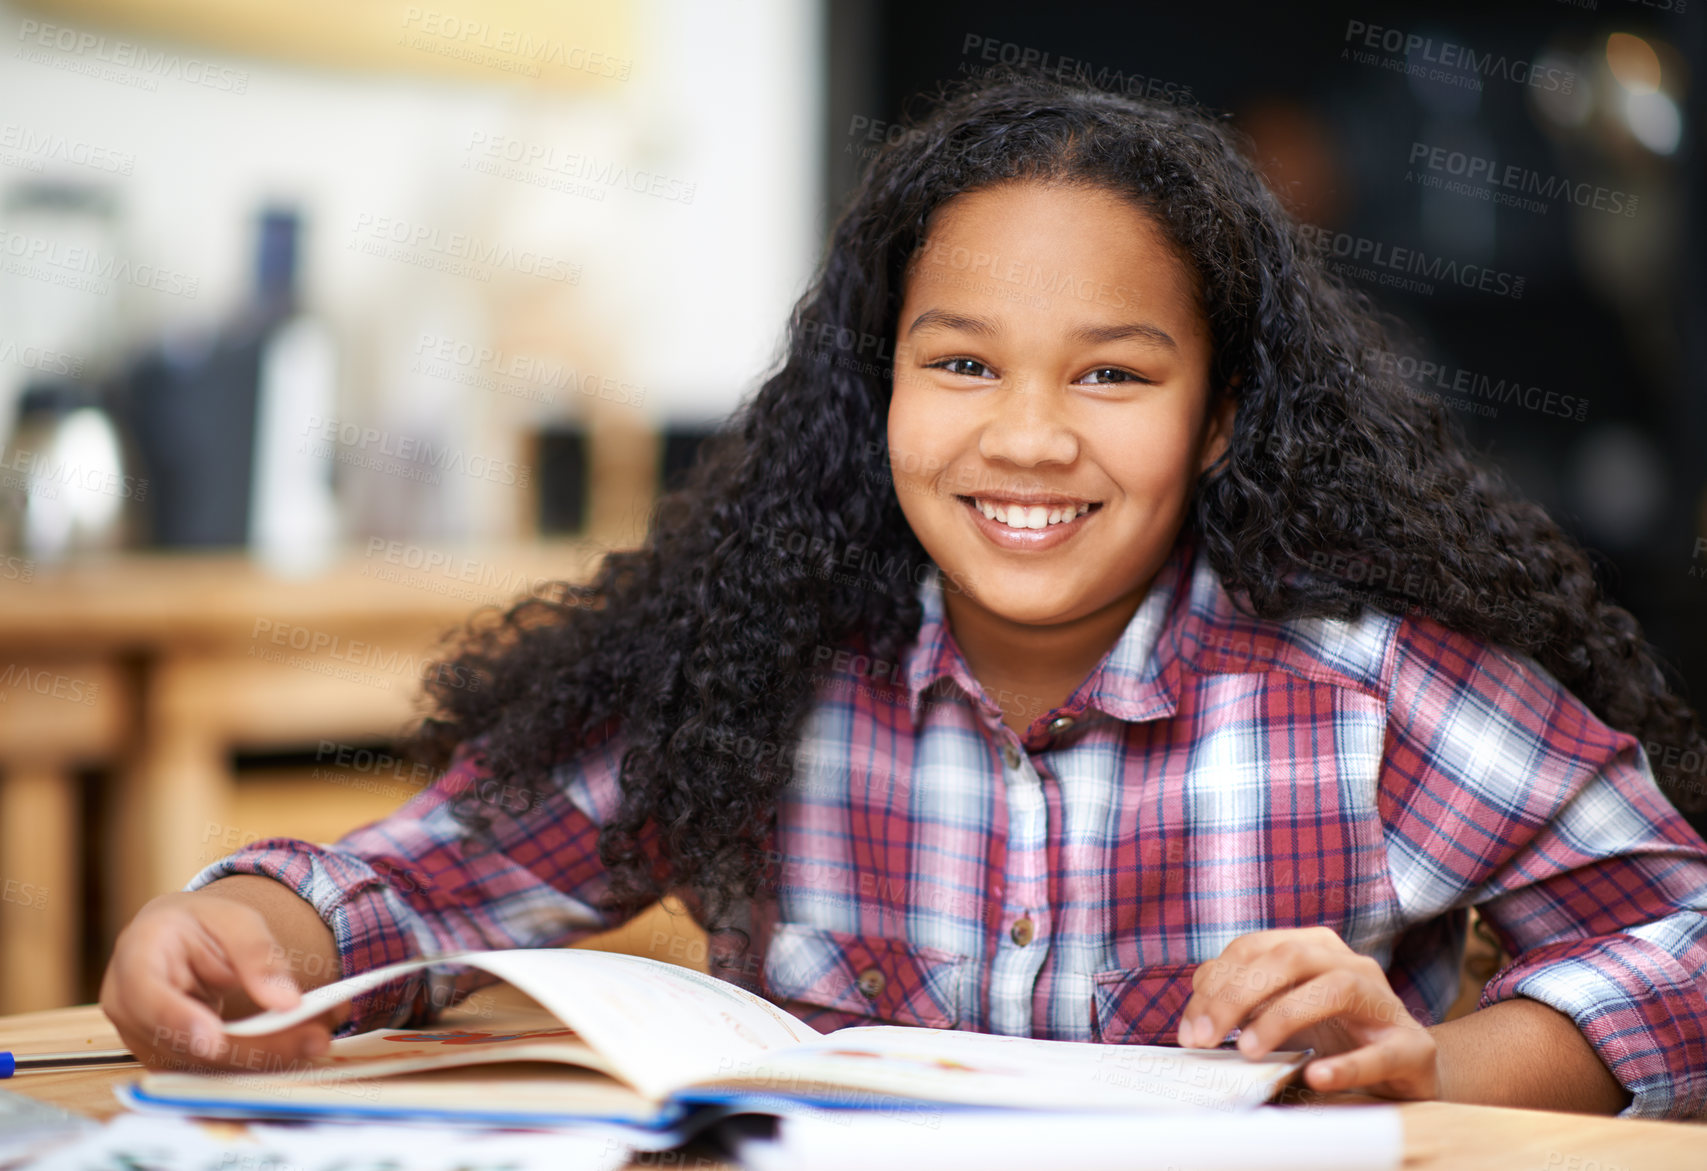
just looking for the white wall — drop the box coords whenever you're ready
[0,0,823,539]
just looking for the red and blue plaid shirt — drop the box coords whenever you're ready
[191,534,1707,1119]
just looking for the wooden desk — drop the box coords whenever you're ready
[0,543,607,1012]
[1,999,1700,1170]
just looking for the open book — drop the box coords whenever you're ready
[119,949,1309,1142]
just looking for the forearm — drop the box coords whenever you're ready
[1429,996,1630,1114]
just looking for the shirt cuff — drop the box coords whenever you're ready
[1478,916,1707,1119]
[186,840,449,1036]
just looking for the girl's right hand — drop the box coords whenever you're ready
[99,890,340,1072]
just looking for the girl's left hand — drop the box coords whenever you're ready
[1177,926,1440,1100]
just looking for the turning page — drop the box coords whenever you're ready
[224,949,820,1100]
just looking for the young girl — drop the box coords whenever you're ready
[102,74,1707,1119]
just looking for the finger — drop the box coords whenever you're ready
[119,970,240,1070]
[177,897,264,983]
[133,985,334,1072]
[1179,937,1347,1048]
[144,909,330,1068]
[1304,1028,1435,1099]
[101,898,333,1073]
[179,899,304,1016]
[226,926,304,1013]
[1235,968,1374,1058]
[106,919,232,1064]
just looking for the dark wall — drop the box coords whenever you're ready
[825,1,1707,787]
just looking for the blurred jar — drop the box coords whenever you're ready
[0,181,140,561]
[0,382,142,560]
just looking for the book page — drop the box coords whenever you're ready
[138,1003,664,1125]
[224,949,819,1100]
[687,1025,1305,1112]
[472,950,821,1098]
[203,1002,611,1083]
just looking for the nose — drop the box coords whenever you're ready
[977,381,1079,469]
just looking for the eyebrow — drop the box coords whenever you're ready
[904,308,1178,352]
[905,308,997,338]
[1070,321,1179,351]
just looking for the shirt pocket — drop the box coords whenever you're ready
[1090,963,1200,1044]
[762,921,968,1029]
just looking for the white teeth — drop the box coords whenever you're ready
[971,498,1096,528]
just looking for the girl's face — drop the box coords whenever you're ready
[888,181,1232,628]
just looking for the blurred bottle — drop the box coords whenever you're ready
[0,181,142,561]
[247,209,338,575]
[127,206,339,572]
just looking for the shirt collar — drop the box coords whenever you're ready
[902,530,1201,730]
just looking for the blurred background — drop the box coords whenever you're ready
[0,0,1701,1012]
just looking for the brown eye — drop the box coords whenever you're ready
[1079,367,1145,385]
[932,357,994,378]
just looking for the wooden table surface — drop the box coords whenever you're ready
[0,540,609,649]
[1,999,1701,1169]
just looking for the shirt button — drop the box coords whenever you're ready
[856,969,886,999]
[1001,744,1022,769]
[1047,715,1075,734]
[1010,916,1035,947]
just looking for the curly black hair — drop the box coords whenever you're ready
[409,71,1707,943]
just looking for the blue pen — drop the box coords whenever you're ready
[0,1049,138,1077]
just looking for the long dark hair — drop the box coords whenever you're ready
[411,72,1707,936]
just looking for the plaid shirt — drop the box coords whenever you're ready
[191,533,1707,1119]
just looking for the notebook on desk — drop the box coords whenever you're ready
[117,948,1310,1146]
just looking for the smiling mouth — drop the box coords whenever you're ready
[956,495,1103,531]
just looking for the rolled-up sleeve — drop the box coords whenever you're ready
[1480,912,1707,1118]
[186,734,634,1035]
[1378,617,1707,1119]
